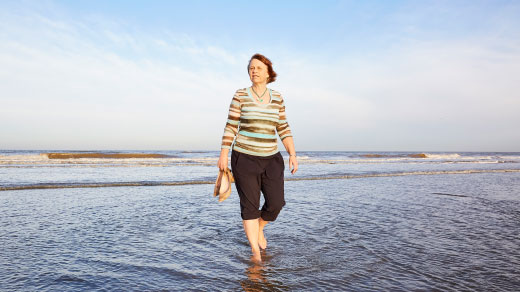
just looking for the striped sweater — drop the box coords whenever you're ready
[221,87,293,156]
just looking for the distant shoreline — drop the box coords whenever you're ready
[44,153,171,159]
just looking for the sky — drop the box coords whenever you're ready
[1,0,519,151]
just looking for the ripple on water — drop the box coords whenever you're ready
[0,174,519,291]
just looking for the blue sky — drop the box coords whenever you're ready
[1,0,519,151]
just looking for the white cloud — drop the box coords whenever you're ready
[1,3,519,151]
[0,8,247,150]
[276,37,520,151]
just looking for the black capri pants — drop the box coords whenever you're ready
[231,150,285,221]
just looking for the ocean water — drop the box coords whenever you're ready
[1,150,519,291]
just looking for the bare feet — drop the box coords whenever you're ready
[258,230,267,250]
[251,248,262,263]
[258,218,269,250]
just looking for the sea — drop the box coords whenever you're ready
[1,150,519,291]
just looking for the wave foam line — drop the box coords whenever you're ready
[44,153,172,159]
[1,169,519,191]
[285,169,520,181]
[0,180,211,191]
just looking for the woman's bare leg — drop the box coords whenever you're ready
[243,219,261,262]
[258,218,269,249]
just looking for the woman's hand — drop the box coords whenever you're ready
[289,155,298,174]
[218,149,229,171]
[281,137,298,174]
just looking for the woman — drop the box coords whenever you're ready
[218,53,298,262]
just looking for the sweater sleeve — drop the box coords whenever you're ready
[221,91,242,149]
[276,96,293,140]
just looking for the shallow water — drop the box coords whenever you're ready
[1,150,519,191]
[1,170,519,291]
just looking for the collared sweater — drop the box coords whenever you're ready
[221,87,293,156]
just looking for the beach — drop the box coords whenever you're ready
[1,151,519,291]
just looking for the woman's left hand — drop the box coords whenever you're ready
[289,156,298,174]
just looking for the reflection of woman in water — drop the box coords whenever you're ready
[218,53,298,262]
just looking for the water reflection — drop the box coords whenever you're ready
[240,250,289,292]
[241,261,267,291]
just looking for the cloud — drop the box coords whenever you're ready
[0,7,248,149]
[277,36,520,150]
[1,2,519,151]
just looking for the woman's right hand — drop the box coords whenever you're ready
[217,149,229,171]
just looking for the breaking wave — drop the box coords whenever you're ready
[2,169,518,191]
[1,151,519,167]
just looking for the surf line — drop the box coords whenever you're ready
[285,169,520,182]
[1,169,519,191]
[432,192,468,197]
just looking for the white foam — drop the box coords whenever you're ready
[423,153,462,159]
[1,152,519,167]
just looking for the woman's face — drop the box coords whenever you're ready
[248,58,269,84]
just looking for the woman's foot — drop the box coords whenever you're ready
[258,218,268,250]
[258,230,267,250]
[251,248,262,263]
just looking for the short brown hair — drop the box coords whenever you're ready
[248,53,277,83]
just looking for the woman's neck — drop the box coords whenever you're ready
[251,83,267,93]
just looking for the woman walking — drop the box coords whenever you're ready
[218,53,298,262]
